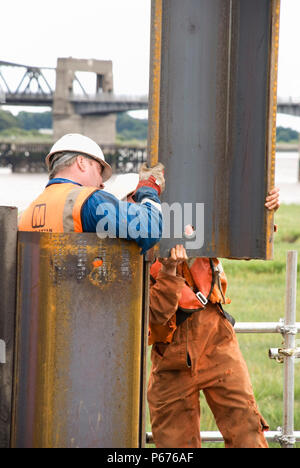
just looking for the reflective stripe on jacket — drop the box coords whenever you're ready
[18,183,98,233]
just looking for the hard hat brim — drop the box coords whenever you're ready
[98,159,113,183]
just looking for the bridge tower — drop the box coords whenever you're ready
[53,58,116,144]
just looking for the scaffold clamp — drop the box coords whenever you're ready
[274,428,296,447]
[277,318,298,336]
[269,347,300,363]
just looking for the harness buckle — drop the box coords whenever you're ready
[196,291,208,306]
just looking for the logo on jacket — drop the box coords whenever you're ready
[32,204,46,228]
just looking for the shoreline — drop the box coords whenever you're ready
[276,143,299,152]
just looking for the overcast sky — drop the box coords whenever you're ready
[1,0,300,128]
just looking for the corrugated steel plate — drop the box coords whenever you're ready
[12,232,144,448]
[0,207,18,448]
[149,0,280,259]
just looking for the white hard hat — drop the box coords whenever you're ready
[46,133,112,182]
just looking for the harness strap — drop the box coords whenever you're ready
[150,274,156,285]
[217,303,236,327]
[150,267,211,328]
[150,261,235,330]
[176,308,193,327]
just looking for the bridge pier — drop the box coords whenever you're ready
[53,58,116,145]
[53,113,116,146]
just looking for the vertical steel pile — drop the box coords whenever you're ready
[149,0,280,259]
[11,232,144,448]
[0,207,18,448]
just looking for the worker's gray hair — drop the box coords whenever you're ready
[49,152,84,179]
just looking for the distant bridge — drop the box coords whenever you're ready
[277,97,300,117]
[0,58,148,144]
[0,60,148,114]
[2,90,148,114]
[1,60,300,117]
[1,59,300,145]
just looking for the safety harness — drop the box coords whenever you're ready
[149,258,235,345]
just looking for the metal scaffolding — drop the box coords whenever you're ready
[146,250,300,448]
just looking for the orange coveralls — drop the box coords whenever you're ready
[147,264,269,448]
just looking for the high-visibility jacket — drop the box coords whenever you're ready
[149,258,231,345]
[18,183,98,233]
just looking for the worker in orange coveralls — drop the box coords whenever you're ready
[147,188,280,449]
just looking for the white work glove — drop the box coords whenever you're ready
[136,162,165,195]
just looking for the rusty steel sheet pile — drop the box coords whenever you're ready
[148,0,280,259]
[0,207,18,448]
[12,232,144,448]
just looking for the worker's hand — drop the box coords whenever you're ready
[133,162,165,197]
[159,244,188,276]
[265,187,280,212]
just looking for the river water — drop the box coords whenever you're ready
[0,152,299,211]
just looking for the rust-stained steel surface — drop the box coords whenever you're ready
[150,0,280,259]
[0,207,18,448]
[12,233,144,448]
[148,0,163,167]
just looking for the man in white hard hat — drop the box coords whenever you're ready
[19,133,164,254]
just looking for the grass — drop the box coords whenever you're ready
[115,136,147,147]
[146,203,300,448]
[276,142,299,151]
[0,127,53,143]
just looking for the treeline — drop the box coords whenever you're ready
[0,108,299,143]
[116,112,148,142]
[276,126,299,142]
[0,108,147,142]
[0,109,52,131]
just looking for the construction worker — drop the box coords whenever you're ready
[18,133,164,254]
[147,189,280,449]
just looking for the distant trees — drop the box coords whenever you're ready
[276,126,299,142]
[0,109,52,132]
[17,111,52,130]
[0,109,19,131]
[0,107,299,144]
[116,113,148,142]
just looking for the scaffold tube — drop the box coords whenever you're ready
[282,250,298,448]
[146,431,300,444]
[234,322,300,334]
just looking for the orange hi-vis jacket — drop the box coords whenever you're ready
[18,183,98,233]
[149,257,231,345]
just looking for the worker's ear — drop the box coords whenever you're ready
[76,155,88,172]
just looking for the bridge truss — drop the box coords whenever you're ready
[0,60,148,113]
[0,61,54,106]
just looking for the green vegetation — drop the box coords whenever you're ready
[146,203,300,448]
[0,109,52,132]
[0,108,52,142]
[277,126,299,143]
[116,112,147,145]
[0,109,20,131]
[0,108,299,148]
[0,108,149,145]
[0,127,52,142]
[17,111,52,130]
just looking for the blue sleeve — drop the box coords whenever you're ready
[133,186,161,205]
[81,187,162,254]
